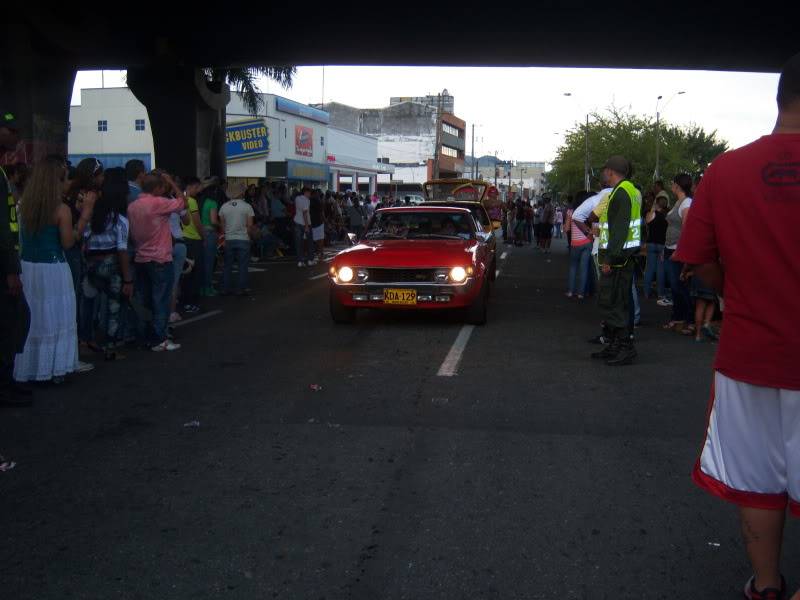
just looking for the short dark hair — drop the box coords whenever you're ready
[125,159,145,181]
[183,176,201,188]
[141,173,165,194]
[653,180,665,190]
[777,51,800,109]
[672,173,693,197]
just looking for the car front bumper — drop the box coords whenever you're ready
[331,278,481,309]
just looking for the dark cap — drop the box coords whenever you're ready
[0,111,17,129]
[602,155,632,177]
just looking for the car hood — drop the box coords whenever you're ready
[334,239,479,268]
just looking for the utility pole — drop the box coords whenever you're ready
[494,151,498,187]
[584,113,590,191]
[471,123,475,179]
[653,108,661,181]
[432,93,443,179]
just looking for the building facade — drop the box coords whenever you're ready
[316,91,465,181]
[67,88,390,191]
[68,88,154,170]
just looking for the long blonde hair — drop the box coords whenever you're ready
[20,158,65,233]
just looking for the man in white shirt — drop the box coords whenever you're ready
[219,182,255,295]
[293,187,315,267]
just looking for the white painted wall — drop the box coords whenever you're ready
[68,87,154,158]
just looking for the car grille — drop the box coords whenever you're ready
[366,268,438,283]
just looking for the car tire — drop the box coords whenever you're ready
[465,279,488,326]
[330,288,356,324]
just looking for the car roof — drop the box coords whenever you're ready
[421,200,484,209]
[376,206,473,214]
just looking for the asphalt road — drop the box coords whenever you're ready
[1,238,797,600]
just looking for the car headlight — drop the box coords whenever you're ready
[449,266,468,283]
[337,266,354,283]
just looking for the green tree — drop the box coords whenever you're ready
[547,107,728,197]
[203,66,296,115]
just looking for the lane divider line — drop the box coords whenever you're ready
[496,269,501,279]
[309,273,329,281]
[172,309,223,328]
[437,325,476,377]
[500,251,509,260]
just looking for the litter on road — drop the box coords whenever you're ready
[183,421,201,428]
[310,384,323,392]
[0,456,17,472]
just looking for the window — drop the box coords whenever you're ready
[320,136,325,146]
[441,145,459,158]
[135,119,146,131]
[442,123,460,137]
[98,120,108,132]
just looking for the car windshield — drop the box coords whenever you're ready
[424,202,490,229]
[424,181,487,202]
[364,211,476,240]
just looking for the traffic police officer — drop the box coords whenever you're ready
[0,111,32,406]
[588,155,642,366]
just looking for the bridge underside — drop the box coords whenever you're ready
[2,8,795,174]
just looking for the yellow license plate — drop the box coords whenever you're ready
[384,289,417,305]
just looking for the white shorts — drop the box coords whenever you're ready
[312,225,325,241]
[693,371,800,516]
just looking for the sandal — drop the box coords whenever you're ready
[681,325,697,336]
[701,324,719,341]
[662,321,684,331]
[81,341,104,354]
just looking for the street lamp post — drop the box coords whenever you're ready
[654,91,686,181]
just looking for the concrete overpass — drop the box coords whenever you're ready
[3,7,796,176]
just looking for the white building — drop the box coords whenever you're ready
[68,87,154,170]
[67,87,390,190]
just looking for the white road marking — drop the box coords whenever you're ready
[249,267,266,273]
[309,273,329,281]
[500,252,509,260]
[437,325,476,377]
[172,309,223,328]
[495,269,501,279]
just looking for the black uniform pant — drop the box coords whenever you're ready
[598,258,634,337]
[0,290,31,386]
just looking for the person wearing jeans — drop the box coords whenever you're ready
[222,240,250,294]
[127,171,186,351]
[644,243,666,299]
[135,260,173,346]
[665,248,693,323]
[218,184,255,295]
[567,241,592,298]
[663,173,695,332]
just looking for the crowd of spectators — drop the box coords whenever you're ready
[562,173,721,344]
[4,154,406,385]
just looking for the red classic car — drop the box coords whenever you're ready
[329,206,493,325]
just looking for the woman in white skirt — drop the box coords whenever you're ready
[14,158,95,383]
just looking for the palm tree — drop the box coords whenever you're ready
[203,66,296,115]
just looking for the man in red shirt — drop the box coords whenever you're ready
[675,52,800,600]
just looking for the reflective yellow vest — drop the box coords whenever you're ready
[0,166,19,250]
[598,180,642,252]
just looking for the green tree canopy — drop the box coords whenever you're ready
[547,107,729,198]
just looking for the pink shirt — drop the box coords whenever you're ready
[128,194,185,264]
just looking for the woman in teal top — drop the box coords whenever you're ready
[13,158,95,383]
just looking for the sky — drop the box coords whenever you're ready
[72,66,780,163]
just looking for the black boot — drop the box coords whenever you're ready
[606,336,637,366]
[591,332,620,360]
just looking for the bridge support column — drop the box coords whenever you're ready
[127,66,230,178]
[0,24,75,165]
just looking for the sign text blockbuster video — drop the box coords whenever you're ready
[226,119,269,163]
